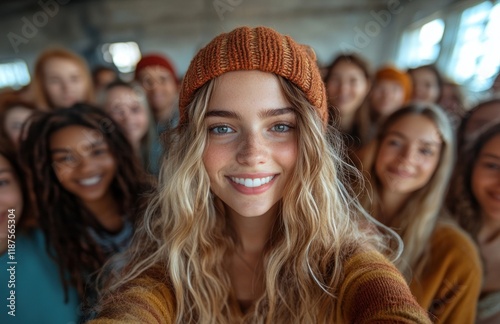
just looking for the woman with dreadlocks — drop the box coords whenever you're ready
[20,104,154,317]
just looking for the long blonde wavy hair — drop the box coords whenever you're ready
[100,75,398,323]
[359,104,455,279]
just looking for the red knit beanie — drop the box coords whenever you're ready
[375,66,413,103]
[179,26,328,125]
[135,53,178,83]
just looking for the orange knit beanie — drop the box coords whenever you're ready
[179,26,328,124]
[375,66,413,103]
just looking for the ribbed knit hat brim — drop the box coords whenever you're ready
[179,26,327,124]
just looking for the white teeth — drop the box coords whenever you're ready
[79,176,102,186]
[230,176,274,188]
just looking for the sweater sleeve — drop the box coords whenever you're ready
[337,249,432,323]
[410,223,482,324]
[89,270,175,324]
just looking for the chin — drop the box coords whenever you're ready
[231,205,276,218]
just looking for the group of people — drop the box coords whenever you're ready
[0,25,499,323]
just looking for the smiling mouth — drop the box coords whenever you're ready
[78,175,102,186]
[229,176,275,188]
[388,167,414,178]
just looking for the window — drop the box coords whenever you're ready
[101,42,141,73]
[448,1,500,91]
[397,18,445,68]
[396,0,500,94]
[0,60,30,89]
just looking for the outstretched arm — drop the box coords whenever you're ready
[338,250,432,323]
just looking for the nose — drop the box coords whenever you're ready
[120,109,130,123]
[339,83,349,95]
[399,145,418,164]
[73,146,97,173]
[60,80,70,93]
[235,131,268,166]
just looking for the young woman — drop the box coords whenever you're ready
[457,97,500,153]
[359,104,482,323]
[355,65,412,147]
[91,26,430,323]
[408,64,443,104]
[0,98,36,149]
[101,80,158,173]
[323,53,371,133]
[32,48,94,110]
[447,122,500,324]
[0,138,81,323]
[20,104,154,314]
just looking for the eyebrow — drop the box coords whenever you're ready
[50,148,71,154]
[0,168,12,174]
[205,107,295,120]
[480,153,500,160]
[50,141,106,154]
[386,131,442,146]
[205,110,240,119]
[258,107,295,118]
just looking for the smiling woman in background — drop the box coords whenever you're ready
[358,104,482,323]
[20,105,154,317]
[447,121,500,324]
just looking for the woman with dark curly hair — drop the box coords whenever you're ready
[0,138,80,323]
[20,104,154,314]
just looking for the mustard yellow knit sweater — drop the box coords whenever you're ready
[91,250,431,323]
[409,222,482,324]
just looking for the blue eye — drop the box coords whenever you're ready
[0,179,10,187]
[272,124,291,133]
[209,125,234,134]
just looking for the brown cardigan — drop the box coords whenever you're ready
[409,222,482,323]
